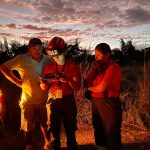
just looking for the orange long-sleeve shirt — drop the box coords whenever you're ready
[43,60,81,96]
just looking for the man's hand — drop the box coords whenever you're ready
[40,81,49,90]
[91,60,101,69]
[59,77,67,83]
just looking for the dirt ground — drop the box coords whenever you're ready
[0,124,150,150]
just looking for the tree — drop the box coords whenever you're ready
[120,38,126,56]
[111,48,124,65]
[120,38,135,63]
[9,41,21,56]
[126,40,135,61]
[66,39,87,64]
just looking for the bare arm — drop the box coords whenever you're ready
[88,64,119,93]
[88,81,110,92]
[0,65,22,88]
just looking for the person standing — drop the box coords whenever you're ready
[84,43,122,150]
[0,38,52,150]
[40,36,81,150]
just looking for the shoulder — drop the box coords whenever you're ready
[17,53,30,60]
[13,54,25,59]
[43,62,55,73]
[108,61,121,73]
[43,54,50,59]
[42,54,52,62]
[9,54,26,62]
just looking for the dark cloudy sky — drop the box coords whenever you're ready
[0,0,150,49]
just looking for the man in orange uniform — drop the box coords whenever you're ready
[85,43,122,150]
[40,37,81,150]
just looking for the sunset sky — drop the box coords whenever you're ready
[0,0,150,50]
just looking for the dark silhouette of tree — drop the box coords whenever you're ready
[17,45,28,54]
[66,39,88,64]
[0,39,12,64]
[120,38,126,56]
[135,50,144,63]
[3,38,10,53]
[111,48,125,65]
[9,40,21,56]
[126,40,136,61]
[120,38,136,62]
[42,41,48,55]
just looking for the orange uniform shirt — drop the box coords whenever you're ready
[43,60,81,96]
[92,60,122,98]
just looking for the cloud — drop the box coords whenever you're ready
[1,0,150,28]
[0,0,150,48]
[125,7,150,24]
[0,32,14,37]
[7,23,17,28]
[22,25,47,31]
[0,23,82,42]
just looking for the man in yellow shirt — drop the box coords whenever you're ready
[0,38,52,150]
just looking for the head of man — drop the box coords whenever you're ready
[95,43,111,63]
[28,38,43,60]
[47,36,66,65]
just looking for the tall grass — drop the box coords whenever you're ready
[75,55,92,124]
[121,90,144,127]
[138,58,150,127]
[121,58,150,128]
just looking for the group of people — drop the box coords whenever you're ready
[0,36,123,150]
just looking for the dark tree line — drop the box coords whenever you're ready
[112,38,149,65]
[0,38,94,65]
[0,38,150,66]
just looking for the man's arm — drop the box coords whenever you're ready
[88,65,117,93]
[88,81,110,92]
[0,65,22,88]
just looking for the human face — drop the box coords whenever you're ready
[28,45,42,60]
[52,54,65,65]
[95,48,110,63]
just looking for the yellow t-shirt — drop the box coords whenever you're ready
[4,53,51,104]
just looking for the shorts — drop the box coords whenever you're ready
[20,103,47,131]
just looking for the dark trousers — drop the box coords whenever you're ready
[92,97,122,150]
[50,94,77,150]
